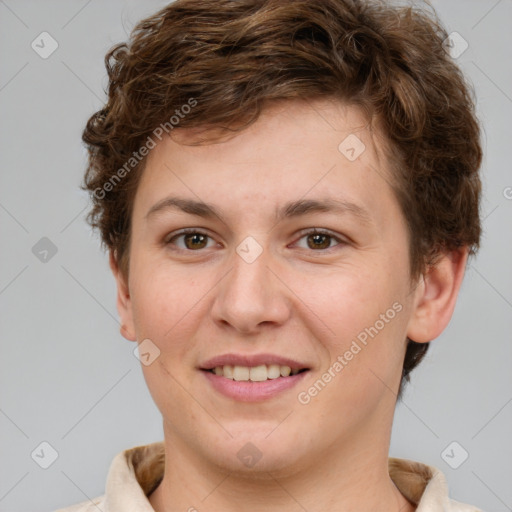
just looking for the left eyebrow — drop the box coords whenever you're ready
[277,198,373,226]
[145,196,373,226]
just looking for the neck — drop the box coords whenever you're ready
[149,425,416,512]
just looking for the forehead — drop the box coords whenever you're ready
[157,99,382,167]
[134,99,399,225]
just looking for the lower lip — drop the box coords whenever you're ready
[202,370,309,402]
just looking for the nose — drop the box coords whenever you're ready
[210,243,292,334]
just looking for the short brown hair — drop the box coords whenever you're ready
[82,0,482,398]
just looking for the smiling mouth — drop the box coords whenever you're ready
[203,364,309,382]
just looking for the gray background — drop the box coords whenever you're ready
[0,1,511,511]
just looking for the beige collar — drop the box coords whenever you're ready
[100,442,479,512]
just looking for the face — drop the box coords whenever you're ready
[114,99,435,475]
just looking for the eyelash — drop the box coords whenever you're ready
[165,228,346,252]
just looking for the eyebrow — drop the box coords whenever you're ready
[145,196,373,225]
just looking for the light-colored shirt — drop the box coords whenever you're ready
[55,441,482,512]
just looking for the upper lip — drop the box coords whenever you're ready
[200,353,310,371]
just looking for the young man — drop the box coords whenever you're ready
[58,0,482,510]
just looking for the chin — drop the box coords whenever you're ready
[211,444,304,477]
[201,426,309,476]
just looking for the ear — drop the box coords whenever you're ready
[109,251,137,341]
[406,247,468,343]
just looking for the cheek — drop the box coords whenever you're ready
[129,266,210,418]
[302,259,406,348]
[297,256,411,409]
[129,261,208,354]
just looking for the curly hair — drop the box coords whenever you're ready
[82,0,482,399]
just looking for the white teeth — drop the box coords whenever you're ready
[210,364,303,381]
[267,364,281,379]
[249,365,267,382]
[233,366,250,381]
[280,366,291,377]
[223,365,234,379]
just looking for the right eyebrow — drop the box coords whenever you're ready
[146,196,225,222]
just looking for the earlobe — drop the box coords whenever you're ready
[406,247,469,344]
[109,252,137,342]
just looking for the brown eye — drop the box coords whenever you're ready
[183,233,208,250]
[293,229,345,251]
[307,233,332,250]
[167,230,215,251]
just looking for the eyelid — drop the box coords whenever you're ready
[165,227,209,241]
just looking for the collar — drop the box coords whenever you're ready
[101,442,480,512]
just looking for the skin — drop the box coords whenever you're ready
[111,99,468,512]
